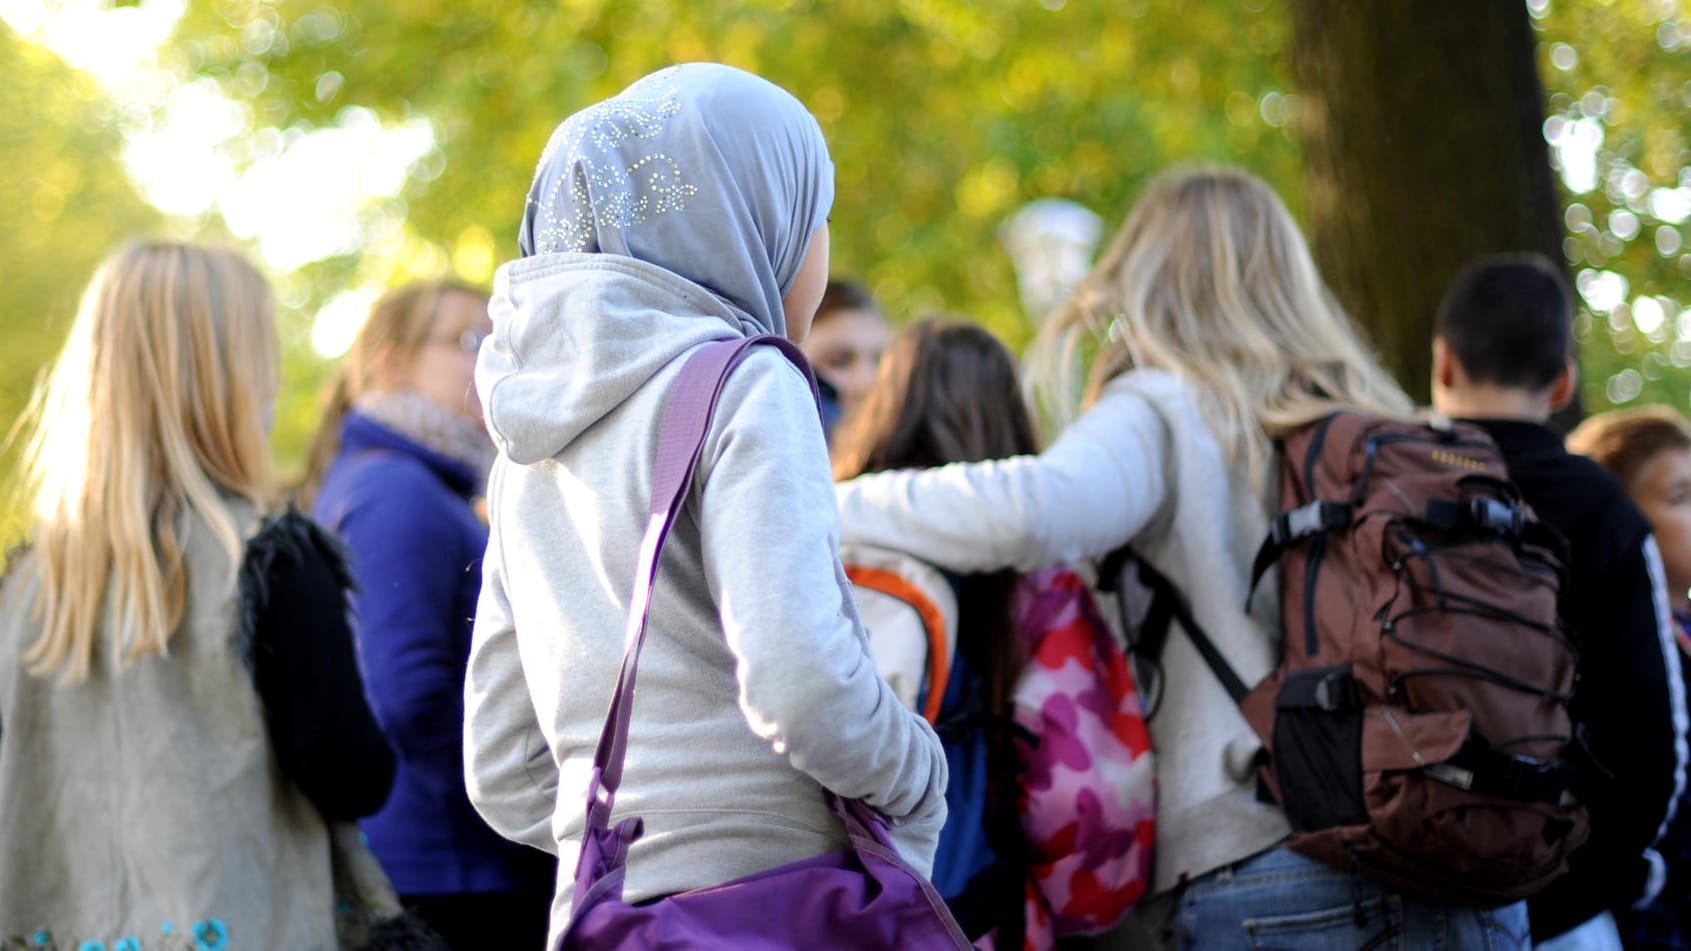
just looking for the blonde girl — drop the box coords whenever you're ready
[834,167,1530,948]
[0,241,395,948]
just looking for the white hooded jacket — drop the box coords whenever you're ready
[463,252,948,938]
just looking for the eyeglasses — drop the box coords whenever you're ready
[427,328,489,355]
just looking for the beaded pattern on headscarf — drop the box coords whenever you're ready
[527,68,700,256]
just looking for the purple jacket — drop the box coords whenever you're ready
[314,411,550,897]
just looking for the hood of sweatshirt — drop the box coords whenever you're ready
[478,251,756,466]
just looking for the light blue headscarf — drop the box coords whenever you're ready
[519,63,834,338]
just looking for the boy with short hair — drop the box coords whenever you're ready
[1432,253,1688,947]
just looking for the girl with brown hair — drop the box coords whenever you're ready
[1569,406,1691,949]
[832,317,1038,740]
[1569,405,1691,619]
[305,282,552,947]
[803,278,892,435]
[834,317,1152,948]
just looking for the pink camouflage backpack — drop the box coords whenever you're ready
[1010,568,1155,949]
[850,555,1155,949]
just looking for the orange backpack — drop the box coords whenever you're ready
[841,543,956,725]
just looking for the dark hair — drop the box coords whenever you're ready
[832,318,1038,479]
[1568,405,1691,495]
[817,279,879,325]
[1435,253,1573,390]
[832,318,1039,721]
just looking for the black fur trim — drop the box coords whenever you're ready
[357,913,453,951]
[235,506,358,674]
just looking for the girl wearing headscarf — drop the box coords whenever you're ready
[462,63,948,945]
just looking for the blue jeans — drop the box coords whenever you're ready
[1174,846,1531,950]
[1536,911,1623,950]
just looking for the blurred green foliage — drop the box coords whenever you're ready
[0,22,160,408]
[3,0,1691,515]
[1531,0,1691,416]
[164,0,1301,475]
[0,19,161,542]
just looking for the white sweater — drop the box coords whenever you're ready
[834,368,1291,894]
[463,253,948,944]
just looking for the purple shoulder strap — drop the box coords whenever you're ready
[582,335,820,831]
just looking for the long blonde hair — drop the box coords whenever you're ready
[1027,166,1413,484]
[296,282,485,508]
[12,241,280,682]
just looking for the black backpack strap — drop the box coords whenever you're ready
[1421,494,1571,567]
[1428,736,1583,807]
[1247,500,1353,609]
[1098,545,1171,660]
[1098,546,1170,718]
[1423,496,1525,538]
[1098,545,1252,705]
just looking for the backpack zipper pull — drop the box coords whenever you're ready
[1381,708,1426,766]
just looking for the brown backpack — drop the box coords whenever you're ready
[1105,412,1589,907]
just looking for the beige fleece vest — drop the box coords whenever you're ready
[0,501,350,950]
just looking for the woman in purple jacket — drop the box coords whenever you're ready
[303,282,553,948]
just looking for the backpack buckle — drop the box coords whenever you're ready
[1433,738,1578,806]
[1467,498,1524,537]
[1275,665,1358,712]
[1272,501,1353,545]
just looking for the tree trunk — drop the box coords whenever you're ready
[1288,0,1567,409]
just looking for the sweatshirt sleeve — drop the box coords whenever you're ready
[833,380,1170,574]
[463,460,560,853]
[695,350,948,831]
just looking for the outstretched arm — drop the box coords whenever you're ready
[833,377,1171,575]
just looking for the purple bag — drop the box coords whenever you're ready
[559,336,973,950]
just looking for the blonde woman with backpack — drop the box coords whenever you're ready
[0,242,400,948]
[834,167,1533,948]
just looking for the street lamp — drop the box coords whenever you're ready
[999,198,1104,324]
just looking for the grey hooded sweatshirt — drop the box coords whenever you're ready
[463,251,949,937]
